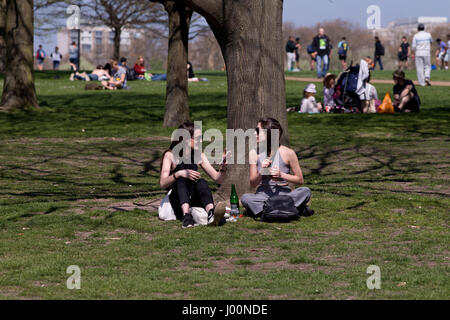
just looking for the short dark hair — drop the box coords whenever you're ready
[96,65,103,70]
[295,37,300,41]
[120,57,127,63]
[418,24,425,31]
[436,38,442,42]
[393,70,405,80]
[342,37,346,40]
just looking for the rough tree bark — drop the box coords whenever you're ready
[174,0,288,196]
[162,1,192,127]
[0,0,6,72]
[0,0,39,112]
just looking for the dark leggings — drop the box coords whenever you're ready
[169,178,214,220]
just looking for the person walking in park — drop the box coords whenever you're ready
[412,24,433,86]
[312,28,332,78]
[435,38,447,70]
[286,36,297,72]
[337,37,349,70]
[36,45,46,71]
[374,37,385,70]
[294,37,302,72]
[445,34,450,70]
[50,47,63,71]
[240,118,314,218]
[397,36,411,71]
[159,121,227,228]
[307,42,317,71]
[69,42,79,72]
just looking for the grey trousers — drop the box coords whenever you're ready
[241,185,312,216]
[415,56,431,86]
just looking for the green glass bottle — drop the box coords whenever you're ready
[230,184,240,218]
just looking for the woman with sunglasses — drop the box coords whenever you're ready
[241,118,314,217]
[159,121,227,228]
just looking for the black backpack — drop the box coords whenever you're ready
[260,195,300,223]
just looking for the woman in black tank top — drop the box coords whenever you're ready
[159,121,228,228]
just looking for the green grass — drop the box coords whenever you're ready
[0,70,449,300]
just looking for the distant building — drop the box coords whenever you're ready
[56,22,142,65]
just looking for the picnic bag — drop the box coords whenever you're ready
[260,195,300,223]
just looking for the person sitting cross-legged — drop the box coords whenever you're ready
[241,118,314,218]
[101,60,127,90]
[159,121,228,228]
[392,70,421,113]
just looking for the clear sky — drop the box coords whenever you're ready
[283,0,449,27]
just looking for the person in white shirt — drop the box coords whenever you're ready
[299,84,322,114]
[412,24,433,87]
[50,47,63,70]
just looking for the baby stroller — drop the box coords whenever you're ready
[333,61,363,113]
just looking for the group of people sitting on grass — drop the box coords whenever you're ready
[159,118,314,229]
[288,57,421,114]
[70,56,204,90]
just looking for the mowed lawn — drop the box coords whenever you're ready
[0,70,449,300]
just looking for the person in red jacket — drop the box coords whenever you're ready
[134,56,146,80]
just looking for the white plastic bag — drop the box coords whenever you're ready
[158,190,176,221]
[158,190,208,225]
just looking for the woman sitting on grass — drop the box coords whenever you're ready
[241,118,314,218]
[101,60,127,90]
[159,121,227,229]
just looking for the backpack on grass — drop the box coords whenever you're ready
[259,195,300,223]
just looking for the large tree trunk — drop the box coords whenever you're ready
[171,0,288,196]
[219,1,288,196]
[0,0,39,112]
[113,27,122,61]
[0,0,6,73]
[162,1,192,127]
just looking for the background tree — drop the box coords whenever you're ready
[0,0,39,111]
[161,1,192,127]
[151,0,210,128]
[37,0,167,61]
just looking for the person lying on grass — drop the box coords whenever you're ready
[392,70,421,113]
[70,65,110,82]
[240,118,314,218]
[159,121,227,229]
[101,60,127,90]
